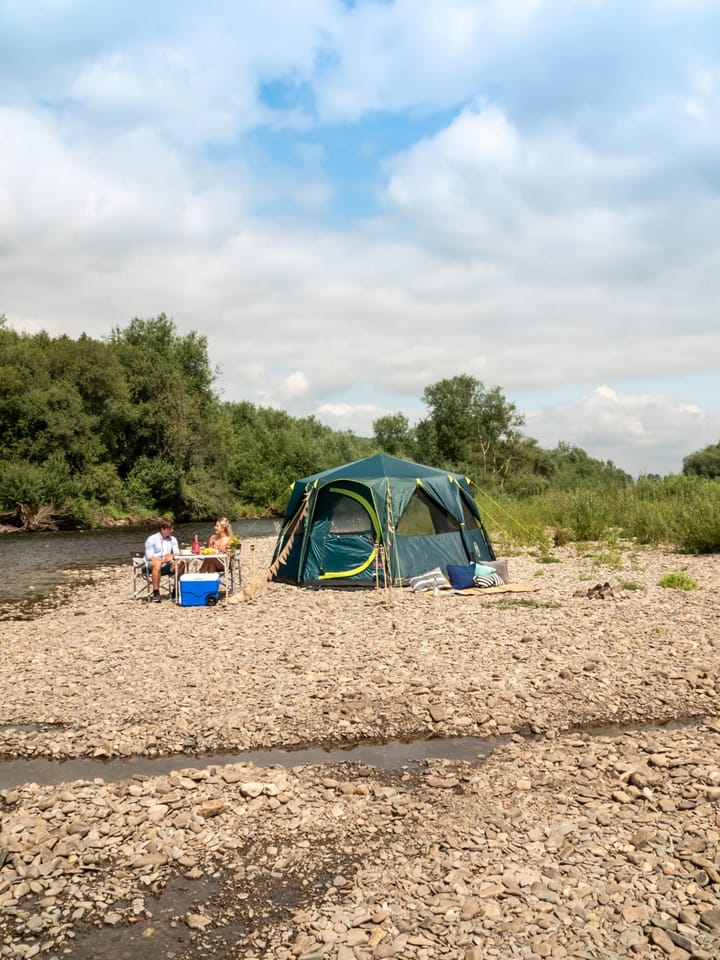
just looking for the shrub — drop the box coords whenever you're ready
[658,571,698,591]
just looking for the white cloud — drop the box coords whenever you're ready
[2,0,720,480]
[526,386,720,476]
[316,402,382,435]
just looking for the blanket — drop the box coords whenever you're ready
[412,581,538,597]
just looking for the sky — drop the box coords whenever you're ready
[2,0,720,477]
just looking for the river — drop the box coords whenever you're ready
[0,518,280,618]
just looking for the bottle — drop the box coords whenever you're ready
[192,534,200,555]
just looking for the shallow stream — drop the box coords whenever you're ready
[0,718,696,792]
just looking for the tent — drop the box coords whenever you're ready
[270,454,495,588]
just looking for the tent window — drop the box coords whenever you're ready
[396,488,460,537]
[330,493,373,534]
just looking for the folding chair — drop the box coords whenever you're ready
[131,552,174,601]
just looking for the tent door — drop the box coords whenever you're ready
[319,534,377,580]
[314,485,381,582]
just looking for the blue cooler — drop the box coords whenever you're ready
[179,573,221,607]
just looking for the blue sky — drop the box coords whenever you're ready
[2,0,720,476]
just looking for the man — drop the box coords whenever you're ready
[144,519,180,603]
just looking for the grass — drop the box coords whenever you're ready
[593,550,623,568]
[619,580,644,591]
[483,475,720,554]
[658,571,698,591]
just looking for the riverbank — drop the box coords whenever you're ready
[1,540,719,958]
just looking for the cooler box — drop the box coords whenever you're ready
[179,573,220,607]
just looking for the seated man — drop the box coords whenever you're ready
[144,518,180,603]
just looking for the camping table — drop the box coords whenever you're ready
[174,552,239,604]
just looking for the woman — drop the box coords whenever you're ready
[199,517,234,573]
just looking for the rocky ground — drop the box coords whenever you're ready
[0,539,718,959]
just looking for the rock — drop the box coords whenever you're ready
[2,541,720,959]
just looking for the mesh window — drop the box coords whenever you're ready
[396,488,460,536]
[330,494,373,534]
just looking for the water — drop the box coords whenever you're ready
[0,735,502,791]
[0,518,279,616]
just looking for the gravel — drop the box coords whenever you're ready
[0,539,718,958]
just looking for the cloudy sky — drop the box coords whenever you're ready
[2,0,720,476]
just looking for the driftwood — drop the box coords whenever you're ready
[0,502,65,532]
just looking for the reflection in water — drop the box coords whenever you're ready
[0,519,278,615]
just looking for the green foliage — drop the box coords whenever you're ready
[658,571,697,590]
[593,550,623,568]
[0,456,74,513]
[62,497,102,530]
[683,441,720,478]
[372,413,416,458]
[416,375,524,483]
[125,456,179,512]
[1,317,719,544]
[227,402,374,512]
[478,475,720,554]
[74,463,125,506]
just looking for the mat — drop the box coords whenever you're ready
[412,582,538,597]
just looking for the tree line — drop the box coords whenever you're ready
[0,314,717,531]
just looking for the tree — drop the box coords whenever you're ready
[683,442,720,479]
[108,314,230,516]
[373,413,415,458]
[416,375,525,483]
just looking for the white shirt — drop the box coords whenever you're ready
[144,531,179,562]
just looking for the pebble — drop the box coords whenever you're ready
[0,540,719,958]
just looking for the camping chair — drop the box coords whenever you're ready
[131,552,174,601]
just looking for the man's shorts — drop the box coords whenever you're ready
[144,560,173,575]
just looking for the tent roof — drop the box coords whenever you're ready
[297,454,466,486]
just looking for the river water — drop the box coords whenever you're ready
[0,518,279,617]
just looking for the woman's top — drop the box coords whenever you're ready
[208,533,230,552]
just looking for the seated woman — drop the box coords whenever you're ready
[199,517,234,573]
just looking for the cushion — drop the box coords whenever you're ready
[487,559,510,583]
[409,567,451,593]
[473,572,505,588]
[474,563,497,578]
[446,563,476,590]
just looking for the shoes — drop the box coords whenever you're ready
[152,593,161,603]
[170,588,176,600]
[586,581,613,599]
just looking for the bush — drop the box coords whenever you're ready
[125,456,178,512]
[0,455,74,512]
[658,571,697,591]
[75,463,125,506]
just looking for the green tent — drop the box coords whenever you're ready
[270,454,495,588]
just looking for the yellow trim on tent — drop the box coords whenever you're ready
[319,545,378,580]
